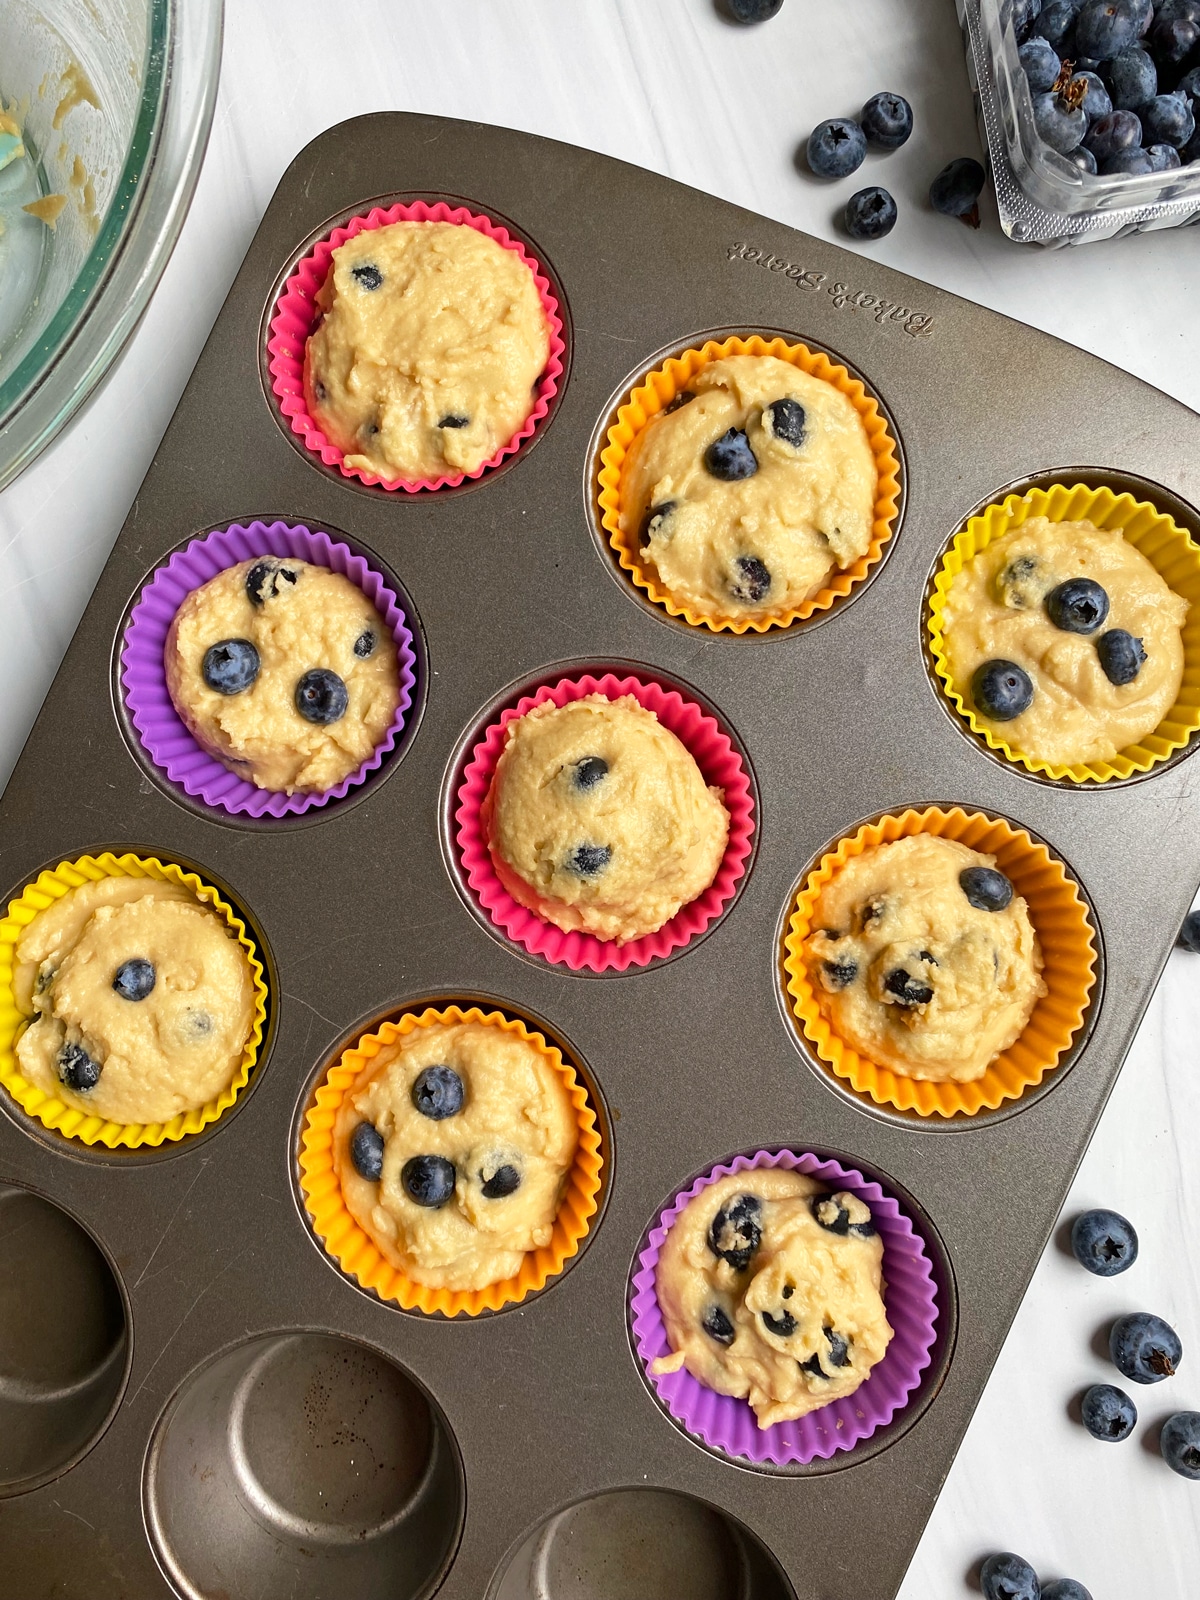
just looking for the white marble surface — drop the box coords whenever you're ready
[2,1,1199,1594]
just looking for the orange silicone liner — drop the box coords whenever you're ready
[298,1004,605,1316]
[596,333,902,634]
[781,807,1099,1118]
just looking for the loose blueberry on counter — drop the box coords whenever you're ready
[202,638,260,695]
[1045,577,1110,633]
[1161,1411,1200,1479]
[761,1308,797,1338]
[929,157,987,225]
[112,958,155,1002]
[1179,909,1200,951]
[295,667,349,725]
[1096,628,1147,684]
[730,554,771,604]
[883,967,934,1007]
[350,1120,385,1181]
[1033,88,1089,151]
[1139,90,1195,146]
[1021,35,1064,92]
[402,1154,457,1208]
[351,262,383,290]
[1146,140,1183,167]
[844,185,898,240]
[411,1065,465,1121]
[567,843,611,877]
[245,559,299,607]
[641,500,675,546]
[1109,1311,1182,1382]
[1080,1381,1138,1440]
[1034,0,1082,51]
[58,1042,102,1091]
[353,629,377,659]
[708,1193,763,1272]
[1071,1207,1138,1274]
[807,118,867,179]
[1072,69,1113,120]
[959,866,1014,912]
[821,958,859,991]
[573,756,609,790]
[702,1304,736,1345]
[811,1193,877,1237]
[980,1552,1040,1600]
[972,659,1035,719]
[481,1163,521,1199]
[764,397,806,447]
[1076,0,1142,57]
[705,428,758,480]
[1067,143,1100,170]
[860,91,914,148]
[1039,1582,1093,1600]
[726,0,785,20]
[438,413,469,428]
[1103,45,1157,107]
[1084,107,1143,157]
[1013,0,1045,41]
[1100,145,1156,170]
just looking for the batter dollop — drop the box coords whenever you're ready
[941,516,1189,767]
[333,1022,578,1292]
[620,355,878,622]
[13,877,256,1124]
[653,1168,893,1428]
[804,835,1046,1083]
[305,220,551,481]
[483,695,730,944]
[165,557,400,793]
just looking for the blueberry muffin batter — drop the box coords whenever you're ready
[620,355,878,622]
[653,1168,893,1428]
[13,877,256,1124]
[333,1022,578,1292]
[304,220,551,481]
[941,517,1189,767]
[804,835,1045,1083]
[482,695,730,944]
[165,557,400,793]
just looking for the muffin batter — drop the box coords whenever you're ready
[654,1168,893,1428]
[620,355,878,622]
[166,557,400,793]
[941,517,1189,767]
[304,220,552,481]
[804,835,1045,1083]
[483,695,730,944]
[13,876,256,1124]
[333,1022,578,1292]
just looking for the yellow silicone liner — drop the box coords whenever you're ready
[782,806,1099,1118]
[596,334,902,634]
[928,482,1200,783]
[0,852,269,1149]
[298,1004,605,1317]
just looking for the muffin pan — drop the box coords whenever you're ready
[1,113,1199,1600]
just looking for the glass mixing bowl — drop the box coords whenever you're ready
[0,0,223,490]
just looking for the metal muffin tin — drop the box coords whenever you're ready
[2,112,1200,1600]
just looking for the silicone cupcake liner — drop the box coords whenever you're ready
[0,852,268,1149]
[782,806,1099,1119]
[298,1004,604,1317]
[120,520,418,820]
[454,672,755,974]
[596,334,902,634]
[928,483,1200,783]
[629,1147,939,1467]
[267,200,566,492]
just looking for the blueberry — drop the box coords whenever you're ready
[202,638,260,695]
[884,966,935,1007]
[1072,69,1113,119]
[1180,909,1200,951]
[1139,89,1195,144]
[972,659,1035,720]
[731,554,771,603]
[726,0,785,20]
[1103,45,1157,106]
[1045,577,1110,633]
[664,389,696,413]
[1033,89,1089,149]
[1096,628,1147,684]
[353,628,376,658]
[702,1304,736,1345]
[1040,1583,1094,1600]
[708,1193,763,1272]
[245,559,299,607]
[295,667,348,724]
[1100,144,1156,170]
[1067,143,1100,169]
[860,91,914,147]
[572,756,609,791]
[1146,139,1184,166]
[180,1009,213,1043]
[1021,35,1063,90]
[57,1042,102,1091]
[704,428,758,480]
[438,413,469,428]
[349,1120,385,1181]
[1075,0,1141,57]
[1035,0,1082,49]
[761,1309,797,1338]
[641,500,675,546]
[821,958,859,990]
[929,157,987,223]
[402,1154,456,1207]
[807,118,867,179]
[1149,11,1200,68]
[567,843,611,877]
[1013,0,1045,40]
[1080,1381,1138,1440]
[1071,1208,1139,1274]
[1109,1312,1182,1382]
[844,185,898,240]
[1184,124,1200,162]
[959,866,1015,912]
[1161,1412,1200,1479]
[800,1326,851,1377]
[980,1553,1040,1600]
[112,958,155,1001]
[810,1192,877,1237]
[1084,106,1143,156]
[481,1162,521,1199]
[411,1065,465,1120]
[351,262,383,290]
[764,397,806,447]
[1179,64,1200,104]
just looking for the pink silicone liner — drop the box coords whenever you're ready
[629,1149,940,1467]
[266,200,567,493]
[454,672,756,974]
[120,520,418,820]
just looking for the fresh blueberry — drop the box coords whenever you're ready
[702,1304,736,1345]
[1161,1411,1200,1479]
[245,559,298,607]
[1139,90,1195,145]
[438,413,469,428]
[844,185,898,240]
[640,500,676,546]
[57,1042,102,1091]
[1021,35,1063,91]
[731,554,772,603]
[567,843,611,877]
[1149,11,1200,68]
[726,0,785,20]
[573,756,609,790]
[402,1154,456,1208]
[960,866,1015,912]
[972,659,1035,720]
[1179,909,1200,951]
[860,91,914,147]
[765,397,807,447]
[481,1162,521,1199]
[1035,0,1082,50]
[1072,1208,1139,1274]
[810,1192,877,1237]
[1131,0,1153,30]
[1072,69,1113,119]
[708,1193,763,1272]
[1075,0,1142,58]
[1080,1381,1138,1440]
[202,638,260,695]
[980,1553,1040,1600]
[1040,1583,1094,1600]
[1178,64,1200,105]
[1104,46,1158,106]
[295,667,348,724]
[112,958,155,1001]
[1014,0,1046,40]
[1084,106,1143,155]
[1045,577,1110,632]
[411,1065,465,1120]
[1033,89,1089,150]
[349,1120,385,1181]
[761,1308,797,1338]
[353,629,376,658]
[807,117,867,179]
[821,958,859,990]
[1096,628,1147,684]
[351,262,383,290]
[929,156,987,222]
[1067,142,1100,169]
[705,428,758,480]
[1109,1311,1182,1383]
[884,966,934,1007]
[1100,145,1156,170]
[1146,140,1184,166]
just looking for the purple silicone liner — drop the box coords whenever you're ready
[629,1148,940,1467]
[120,520,418,819]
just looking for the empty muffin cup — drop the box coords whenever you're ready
[298,1004,604,1317]
[782,806,1099,1118]
[596,333,902,634]
[928,483,1200,783]
[629,1148,940,1468]
[120,519,419,820]
[267,199,566,492]
[0,851,268,1149]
